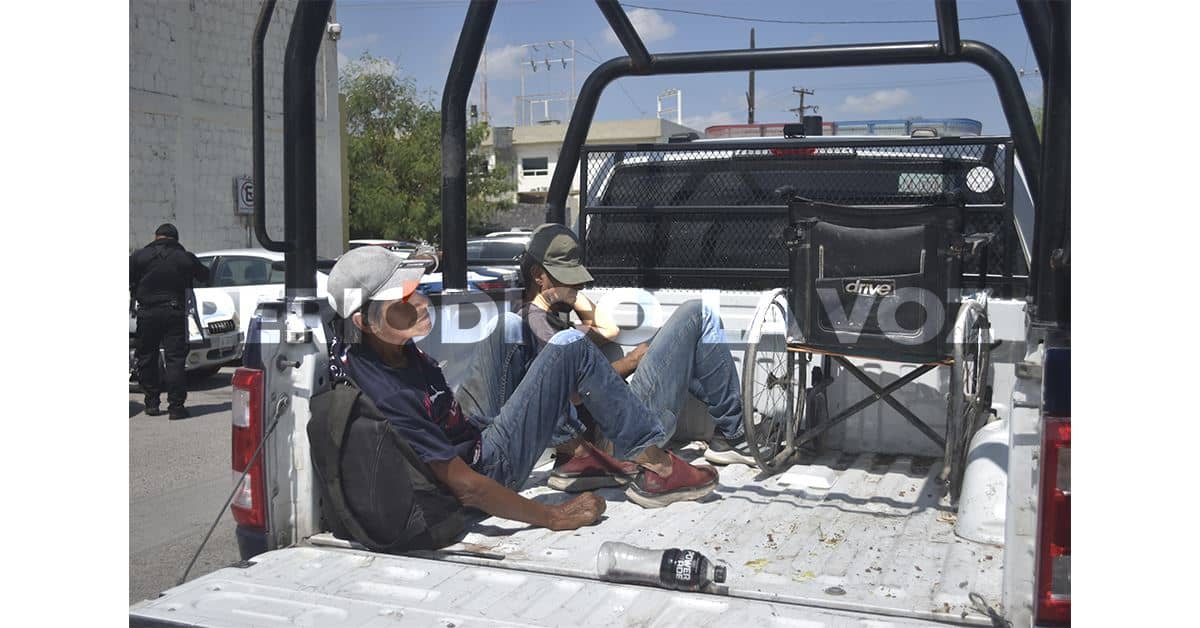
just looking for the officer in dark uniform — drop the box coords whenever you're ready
[129,223,210,419]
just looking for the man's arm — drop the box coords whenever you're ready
[129,251,141,294]
[428,457,605,531]
[609,342,649,379]
[189,253,210,283]
[571,291,620,343]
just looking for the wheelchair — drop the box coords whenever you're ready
[742,193,996,502]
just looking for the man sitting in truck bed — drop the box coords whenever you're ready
[327,247,720,530]
[457,224,757,492]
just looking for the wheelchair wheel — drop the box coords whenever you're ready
[742,289,805,474]
[945,301,993,503]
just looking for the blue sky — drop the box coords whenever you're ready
[336,0,1043,135]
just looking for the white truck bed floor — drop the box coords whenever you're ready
[362,446,1004,626]
[133,448,1007,627]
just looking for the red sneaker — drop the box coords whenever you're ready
[549,442,638,492]
[625,452,719,508]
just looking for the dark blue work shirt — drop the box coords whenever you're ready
[346,341,481,466]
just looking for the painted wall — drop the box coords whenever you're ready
[129,0,344,258]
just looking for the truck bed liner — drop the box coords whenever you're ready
[318,445,1003,626]
[131,548,957,627]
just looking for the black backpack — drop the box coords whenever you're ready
[308,377,467,552]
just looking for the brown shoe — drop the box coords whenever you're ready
[625,452,719,508]
[548,442,638,492]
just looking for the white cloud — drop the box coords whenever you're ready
[340,33,380,52]
[840,88,914,115]
[482,44,526,80]
[683,110,738,134]
[603,9,676,45]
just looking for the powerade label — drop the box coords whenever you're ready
[659,548,705,591]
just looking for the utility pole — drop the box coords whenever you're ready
[789,87,818,121]
[480,42,488,124]
[746,28,755,124]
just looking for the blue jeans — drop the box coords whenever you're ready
[460,302,744,488]
[473,327,671,489]
[456,312,585,445]
[627,300,744,442]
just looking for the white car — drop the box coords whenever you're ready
[193,249,333,339]
[128,294,243,380]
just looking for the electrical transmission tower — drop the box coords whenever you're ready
[515,40,576,126]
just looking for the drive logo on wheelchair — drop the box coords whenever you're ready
[843,279,895,298]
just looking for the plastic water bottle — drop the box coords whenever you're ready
[596,541,727,592]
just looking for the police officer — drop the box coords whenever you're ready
[129,223,210,419]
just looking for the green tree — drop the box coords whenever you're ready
[1031,104,1044,139]
[340,54,512,243]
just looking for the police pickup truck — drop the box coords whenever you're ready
[130,1,1070,625]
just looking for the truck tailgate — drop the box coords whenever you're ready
[130,546,950,627]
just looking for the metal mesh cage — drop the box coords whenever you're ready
[580,137,1024,294]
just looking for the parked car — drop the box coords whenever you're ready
[193,249,334,339]
[466,234,530,275]
[128,291,242,382]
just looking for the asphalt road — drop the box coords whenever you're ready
[129,367,241,606]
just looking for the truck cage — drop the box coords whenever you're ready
[576,136,1025,297]
[251,0,1068,330]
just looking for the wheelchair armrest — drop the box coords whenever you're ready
[962,232,998,259]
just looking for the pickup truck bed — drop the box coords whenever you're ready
[132,445,1004,627]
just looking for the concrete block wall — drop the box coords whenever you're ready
[130,0,343,258]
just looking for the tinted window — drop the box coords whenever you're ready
[212,257,277,287]
[195,256,216,288]
[522,157,549,176]
[467,240,525,263]
[481,241,526,261]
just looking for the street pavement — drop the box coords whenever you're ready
[129,367,240,606]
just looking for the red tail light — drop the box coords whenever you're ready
[474,280,510,291]
[231,368,266,531]
[769,147,820,157]
[1035,416,1071,624]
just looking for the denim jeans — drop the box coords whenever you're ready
[627,300,744,442]
[474,327,671,490]
[456,312,586,446]
[461,301,744,488]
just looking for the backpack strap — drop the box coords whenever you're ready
[309,383,408,552]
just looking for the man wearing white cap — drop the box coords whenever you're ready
[326,246,719,531]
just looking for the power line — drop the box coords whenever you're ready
[580,38,647,117]
[619,3,1019,26]
[340,0,542,10]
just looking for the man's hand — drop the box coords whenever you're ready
[429,457,605,531]
[612,342,651,378]
[547,493,606,531]
[627,342,650,365]
[540,286,579,308]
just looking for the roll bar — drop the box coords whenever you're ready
[251,0,332,296]
[440,0,498,291]
[254,0,1066,327]
[542,37,1042,224]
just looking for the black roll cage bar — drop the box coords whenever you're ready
[253,0,1068,328]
